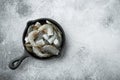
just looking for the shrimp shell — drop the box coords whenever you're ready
[38,24,53,36]
[46,20,62,46]
[27,25,34,34]
[35,39,45,47]
[35,22,41,27]
[41,45,59,55]
[47,31,57,44]
[33,46,51,58]
[28,30,39,46]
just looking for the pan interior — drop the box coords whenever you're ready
[22,18,65,59]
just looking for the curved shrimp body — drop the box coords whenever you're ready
[27,30,39,46]
[47,31,57,44]
[38,24,53,36]
[46,20,62,47]
[41,45,59,55]
[33,47,51,58]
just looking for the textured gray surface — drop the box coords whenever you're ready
[0,0,120,80]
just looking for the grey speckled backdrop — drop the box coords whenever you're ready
[0,0,120,80]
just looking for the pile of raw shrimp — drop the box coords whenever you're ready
[24,20,62,58]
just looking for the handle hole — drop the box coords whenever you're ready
[12,60,19,66]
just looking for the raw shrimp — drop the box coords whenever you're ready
[35,39,45,47]
[46,20,62,46]
[33,22,41,30]
[28,30,39,46]
[35,22,41,27]
[33,47,52,57]
[41,45,59,55]
[38,24,53,36]
[27,25,34,34]
[47,31,57,44]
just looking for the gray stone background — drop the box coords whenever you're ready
[0,0,120,80]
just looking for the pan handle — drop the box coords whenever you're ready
[9,52,29,70]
